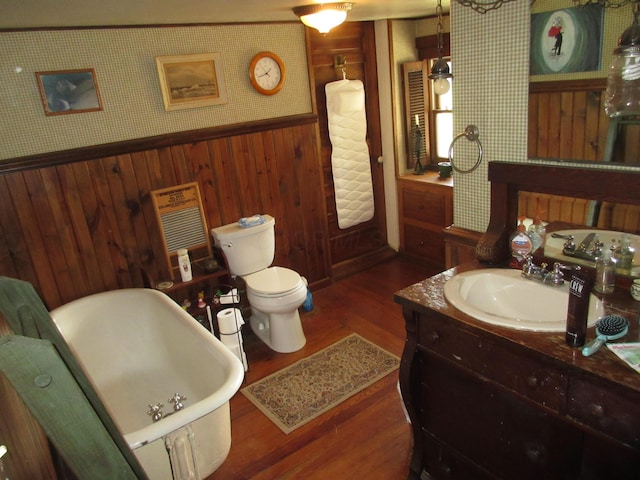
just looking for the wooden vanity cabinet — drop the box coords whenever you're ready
[396,268,640,480]
[398,173,453,269]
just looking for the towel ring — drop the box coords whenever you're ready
[448,125,483,174]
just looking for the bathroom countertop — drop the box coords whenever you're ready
[394,260,640,395]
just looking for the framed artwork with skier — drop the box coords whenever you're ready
[530,3,603,75]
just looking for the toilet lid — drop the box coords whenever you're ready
[244,266,302,295]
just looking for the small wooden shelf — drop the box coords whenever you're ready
[158,268,228,295]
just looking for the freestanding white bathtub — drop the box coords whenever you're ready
[50,288,245,480]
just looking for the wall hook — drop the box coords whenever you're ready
[334,55,347,80]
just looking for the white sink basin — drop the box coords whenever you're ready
[443,269,604,331]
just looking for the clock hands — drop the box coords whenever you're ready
[258,68,272,78]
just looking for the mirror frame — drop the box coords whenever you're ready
[477,161,640,265]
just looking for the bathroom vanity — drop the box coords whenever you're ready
[396,263,640,479]
[396,162,640,479]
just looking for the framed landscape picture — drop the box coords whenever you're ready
[36,68,103,116]
[156,53,228,111]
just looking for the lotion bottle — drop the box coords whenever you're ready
[177,248,193,282]
[510,216,533,268]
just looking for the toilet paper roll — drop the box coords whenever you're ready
[220,332,243,348]
[217,308,244,335]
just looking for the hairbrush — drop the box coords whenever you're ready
[581,315,629,357]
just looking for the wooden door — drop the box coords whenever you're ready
[307,22,390,278]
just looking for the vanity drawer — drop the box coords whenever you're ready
[567,375,640,449]
[402,187,448,226]
[418,314,566,411]
[403,224,444,264]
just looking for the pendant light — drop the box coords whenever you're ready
[428,0,452,95]
[604,2,640,116]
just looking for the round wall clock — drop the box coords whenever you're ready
[249,51,286,96]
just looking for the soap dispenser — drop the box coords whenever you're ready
[526,207,546,252]
[510,216,533,268]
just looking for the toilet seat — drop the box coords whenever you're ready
[244,266,303,297]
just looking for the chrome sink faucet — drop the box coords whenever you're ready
[521,255,580,286]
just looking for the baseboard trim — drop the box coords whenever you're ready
[331,247,398,281]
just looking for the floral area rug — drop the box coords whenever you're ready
[241,333,400,434]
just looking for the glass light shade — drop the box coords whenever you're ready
[300,10,348,33]
[433,78,451,95]
[605,12,640,117]
[605,48,640,117]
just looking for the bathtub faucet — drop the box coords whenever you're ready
[169,393,187,412]
[147,402,164,422]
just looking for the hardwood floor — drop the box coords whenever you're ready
[208,256,440,480]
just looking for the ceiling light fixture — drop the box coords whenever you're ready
[293,2,353,34]
[428,0,452,95]
[605,1,640,116]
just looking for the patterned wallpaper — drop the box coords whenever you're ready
[0,24,311,160]
[451,0,530,233]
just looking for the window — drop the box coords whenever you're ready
[402,56,453,171]
[429,57,453,163]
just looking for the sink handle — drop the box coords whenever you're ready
[548,262,581,285]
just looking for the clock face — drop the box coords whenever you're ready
[249,52,285,95]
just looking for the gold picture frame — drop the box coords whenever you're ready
[155,53,228,111]
[36,68,103,116]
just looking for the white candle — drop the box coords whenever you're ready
[415,114,419,126]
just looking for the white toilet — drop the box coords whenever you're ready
[211,215,307,353]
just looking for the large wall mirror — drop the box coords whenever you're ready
[528,79,640,166]
[528,1,640,166]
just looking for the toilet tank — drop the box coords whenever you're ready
[211,215,275,276]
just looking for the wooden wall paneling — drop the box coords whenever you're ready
[105,155,146,287]
[294,124,331,284]
[209,137,243,226]
[536,93,550,157]
[571,90,587,160]
[559,91,574,159]
[129,151,166,283]
[272,128,302,269]
[68,160,120,294]
[0,116,331,309]
[21,169,78,305]
[87,157,134,292]
[229,135,260,215]
[169,144,190,186]
[584,90,602,160]
[54,164,99,298]
[154,147,177,187]
[4,173,61,307]
[528,79,614,162]
[256,131,287,229]
[0,176,35,284]
[200,140,224,231]
[115,153,155,284]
